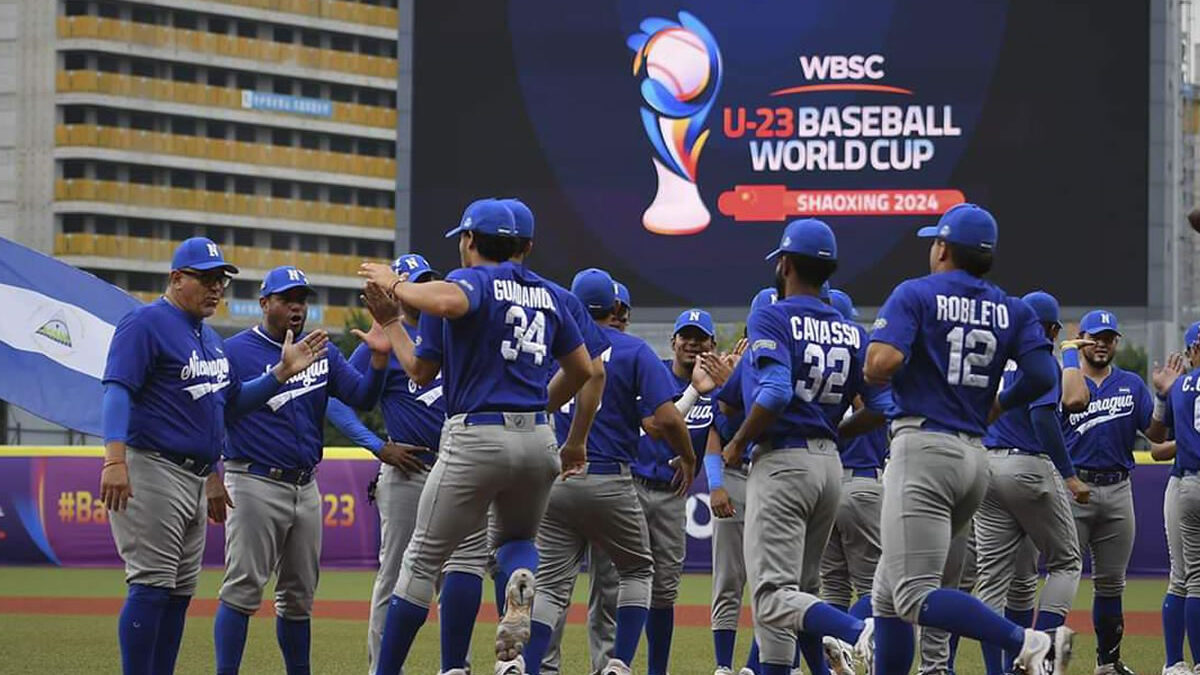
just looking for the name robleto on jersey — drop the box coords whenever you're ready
[935,294,1010,329]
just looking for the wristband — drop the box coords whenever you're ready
[389,278,403,298]
[103,459,125,469]
[1061,347,1080,369]
[1154,396,1167,422]
[674,385,701,415]
[380,316,399,328]
[703,453,724,489]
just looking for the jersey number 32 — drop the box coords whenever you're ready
[795,344,851,404]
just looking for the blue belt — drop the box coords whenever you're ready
[633,474,676,492]
[1077,467,1130,486]
[463,411,548,427]
[766,436,810,451]
[851,467,881,479]
[155,450,214,477]
[415,450,437,466]
[987,447,1044,458]
[245,462,315,486]
[586,461,625,475]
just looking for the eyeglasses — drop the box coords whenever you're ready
[180,269,232,289]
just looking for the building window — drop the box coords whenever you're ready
[170,170,195,189]
[96,108,118,127]
[234,176,255,195]
[236,71,257,91]
[301,30,321,48]
[330,84,353,103]
[271,232,292,250]
[174,11,198,30]
[128,165,155,185]
[328,237,350,255]
[273,26,294,44]
[271,181,292,199]
[61,215,86,234]
[128,220,153,239]
[271,128,293,147]
[97,54,119,73]
[95,216,117,235]
[207,68,229,87]
[131,59,157,78]
[97,2,119,19]
[63,52,88,71]
[128,273,159,293]
[204,173,227,192]
[173,64,197,83]
[62,161,86,179]
[64,1,89,17]
[232,280,257,300]
[95,163,118,181]
[236,20,257,39]
[206,121,228,140]
[170,224,194,241]
[130,6,158,25]
[172,117,197,136]
[235,125,257,143]
[234,229,255,246]
[329,186,351,204]
[299,132,320,150]
[300,81,322,99]
[62,107,87,124]
[273,76,294,95]
[206,226,229,244]
[329,136,352,155]
[299,183,319,202]
[328,288,352,306]
[130,112,155,131]
[298,234,318,252]
[208,17,229,35]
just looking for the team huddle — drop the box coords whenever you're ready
[95,198,1200,675]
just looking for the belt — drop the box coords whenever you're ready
[155,450,214,477]
[1077,467,1130,486]
[245,462,315,486]
[414,450,437,466]
[463,411,548,427]
[633,475,676,492]
[850,467,881,479]
[987,447,1045,458]
[585,461,628,476]
[767,436,810,451]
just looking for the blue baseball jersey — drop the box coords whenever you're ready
[103,298,240,462]
[870,269,1049,436]
[984,359,1062,453]
[554,326,677,465]
[546,278,612,360]
[747,295,866,444]
[348,331,445,451]
[1163,368,1200,473]
[415,262,584,415]
[839,424,889,470]
[714,351,755,464]
[1063,367,1153,471]
[224,326,383,469]
[632,359,714,482]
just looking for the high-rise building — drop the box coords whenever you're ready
[1,0,410,331]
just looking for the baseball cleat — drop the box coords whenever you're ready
[495,569,535,662]
[738,669,756,675]
[600,658,633,675]
[1162,663,1189,675]
[1095,662,1137,675]
[854,617,875,675]
[713,668,734,675]
[823,635,856,675]
[493,655,525,675]
[440,670,469,675]
[1049,627,1074,675]
[1013,629,1051,675]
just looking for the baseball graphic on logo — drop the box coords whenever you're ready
[644,28,711,102]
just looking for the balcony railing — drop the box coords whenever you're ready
[56,233,388,277]
[203,0,399,29]
[56,124,396,179]
[58,16,397,80]
[55,179,394,230]
[57,71,396,129]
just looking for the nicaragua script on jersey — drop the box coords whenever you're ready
[791,316,861,348]
[493,280,557,312]
[935,295,1010,328]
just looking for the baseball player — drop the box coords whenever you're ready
[917,532,978,675]
[1065,309,1168,674]
[323,254,449,674]
[359,198,594,675]
[520,268,697,675]
[214,265,389,674]
[863,203,1071,675]
[1151,324,1200,675]
[720,218,886,675]
[709,287,774,675]
[971,290,1090,675]
[100,238,326,675]
[820,287,888,623]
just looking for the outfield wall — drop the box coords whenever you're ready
[0,448,1175,575]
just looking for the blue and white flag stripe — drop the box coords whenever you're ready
[0,237,141,435]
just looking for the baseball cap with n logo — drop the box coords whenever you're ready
[171,237,239,274]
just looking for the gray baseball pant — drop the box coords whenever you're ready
[367,464,427,673]
[1007,538,1041,613]
[918,530,977,675]
[393,413,560,608]
[1071,478,1135,599]
[109,447,207,595]
[636,481,688,609]
[744,440,842,666]
[218,462,322,619]
[1176,474,1200,599]
[819,468,883,610]
[973,450,1081,621]
[540,544,616,675]
[712,466,750,632]
[1166,475,1186,597]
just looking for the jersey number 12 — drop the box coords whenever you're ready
[945,327,996,388]
[501,306,547,365]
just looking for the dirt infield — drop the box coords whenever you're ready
[0,597,1162,636]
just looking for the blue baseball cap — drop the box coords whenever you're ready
[750,287,777,314]
[171,236,238,273]
[259,266,313,298]
[571,268,617,312]
[1185,321,1200,349]
[765,218,837,261]
[917,203,998,251]
[1021,291,1061,327]
[444,198,519,238]
[1079,309,1121,336]
[830,289,858,320]
[819,281,832,301]
[390,253,439,282]
[674,308,715,337]
[501,198,535,238]
[614,281,632,308]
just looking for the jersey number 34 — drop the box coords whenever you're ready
[501,306,548,365]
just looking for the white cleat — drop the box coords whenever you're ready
[737,669,756,675]
[493,655,525,675]
[713,668,734,675]
[600,658,632,675]
[823,635,856,675]
[495,569,535,662]
[1050,627,1075,675]
[1013,629,1052,675]
[440,670,469,675]
[854,617,875,675]
[1163,663,1190,675]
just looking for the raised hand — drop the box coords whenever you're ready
[276,329,329,381]
[1059,338,1097,351]
[729,337,749,359]
[361,281,400,326]
[352,320,393,355]
[697,352,732,390]
[358,262,400,292]
[1152,351,1186,396]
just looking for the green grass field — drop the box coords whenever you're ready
[0,567,1176,674]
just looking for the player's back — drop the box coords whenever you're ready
[439,261,581,415]
[1167,368,1200,474]
[873,269,1048,436]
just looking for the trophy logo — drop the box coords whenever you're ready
[628,12,722,236]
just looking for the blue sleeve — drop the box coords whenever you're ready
[713,406,740,441]
[228,371,284,416]
[347,343,371,374]
[746,307,791,368]
[327,398,384,454]
[415,313,444,363]
[1030,405,1075,479]
[550,305,585,359]
[997,347,1055,411]
[864,384,895,415]
[328,348,386,410]
[1165,385,1177,431]
[445,268,485,315]
[754,359,792,413]
[1027,361,1061,411]
[101,382,132,444]
[869,281,920,358]
[102,310,156,392]
[1135,379,1155,432]
[716,362,744,410]
[1009,300,1053,359]
[636,345,678,413]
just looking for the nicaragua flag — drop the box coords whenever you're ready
[0,237,141,435]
